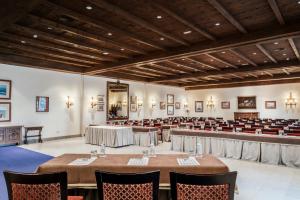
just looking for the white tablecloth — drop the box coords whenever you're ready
[134,131,158,147]
[85,126,134,147]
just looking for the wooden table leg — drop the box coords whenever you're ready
[38,129,43,143]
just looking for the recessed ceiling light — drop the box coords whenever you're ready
[286,57,290,61]
[183,30,192,35]
[215,22,221,26]
[103,52,109,55]
[252,52,257,55]
[242,63,248,65]
[274,42,279,45]
[264,60,268,63]
[21,40,26,44]
[237,60,241,62]
[120,48,124,51]
[298,1,300,4]
[74,44,78,47]
[160,37,165,41]
[156,15,162,19]
[86,6,93,10]
[283,53,287,56]
[47,27,52,30]
[33,34,38,38]
[221,51,226,54]
[181,58,185,61]
[210,59,214,62]
[107,32,112,36]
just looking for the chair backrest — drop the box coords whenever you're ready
[95,171,160,200]
[170,171,237,200]
[4,171,68,200]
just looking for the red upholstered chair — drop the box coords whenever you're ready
[170,171,237,200]
[3,171,83,200]
[95,171,160,200]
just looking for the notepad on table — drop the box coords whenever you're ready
[68,157,97,166]
[177,157,200,166]
[127,157,149,166]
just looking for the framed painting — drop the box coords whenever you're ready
[97,95,105,104]
[130,96,137,104]
[221,101,230,109]
[238,96,256,109]
[167,94,174,104]
[97,104,104,111]
[195,101,203,112]
[160,102,166,110]
[265,101,276,109]
[0,79,11,100]
[130,103,137,112]
[0,102,11,122]
[36,96,49,112]
[175,102,180,109]
[167,105,174,115]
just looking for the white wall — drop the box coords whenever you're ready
[187,84,300,120]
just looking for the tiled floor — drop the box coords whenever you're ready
[21,137,300,200]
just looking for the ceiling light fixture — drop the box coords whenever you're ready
[156,15,162,19]
[183,30,192,35]
[120,48,124,51]
[252,52,257,55]
[274,42,279,45]
[215,22,220,26]
[103,52,109,55]
[181,58,185,61]
[237,60,241,62]
[264,60,268,63]
[221,51,226,54]
[47,27,52,30]
[210,59,214,62]
[33,34,38,38]
[107,32,112,36]
[283,53,287,56]
[160,37,165,41]
[86,6,93,10]
[286,57,290,61]
[21,40,26,44]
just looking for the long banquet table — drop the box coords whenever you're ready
[36,154,229,186]
[132,126,159,146]
[85,126,134,147]
[170,129,300,167]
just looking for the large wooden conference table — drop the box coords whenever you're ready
[171,129,300,167]
[37,154,229,187]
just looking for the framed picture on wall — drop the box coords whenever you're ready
[265,101,276,109]
[130,96,137,104]
[130,103,137,112]
[195,101,203,112]
[97,95,105,104]
[0,79,11,100]
[97,104,105,111]
[36,96,49,112]
[238,96,256,109]
[175,102,180,109]
[160,102,166,110]
[167,94,174,104]
[0,102,11,122]
[221,101,230,109]
[167,105,174,115]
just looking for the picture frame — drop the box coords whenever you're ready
[0,102,11,122]
[97,95,105,104]
[238,96,256,109]
[96,104,105,111]
[221,101,230,109]
[167,94,174,104]
[0,79,11,100]
[195,101,204,112]
[130,103,137,112]
[160,102,166,110]
[265,101,276,109]
[130,96,137,104]
[175,102,180,109]
[36,96,49,112]
[167,105,174,115]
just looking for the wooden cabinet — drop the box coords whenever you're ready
[234,112,259,120]
[0,126,22,145]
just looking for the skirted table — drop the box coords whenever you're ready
[132,126,159,146]
[85,126,134,147]
[161,125,178,142]
[170,129,300,167]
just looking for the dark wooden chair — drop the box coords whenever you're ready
[170,171,237,200]
[95,171,160,200]
[3,171,83,200]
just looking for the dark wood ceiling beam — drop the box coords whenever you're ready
[98,71,149,82]
[143,64,176,75]
[149,60,300,82]
[229,49,257,66]
[256,44,277,63]
[205,53,238,68]
[125,67,162,77]
[43,0,163,51]
[12,24,116,62]
[152,1,215,40]
[0,53,84,73]
[170,60,206,72]
[0,0,41,32]
[288,38,300,61]
[29,15,131,57]
[87,0,188,46]
[206,0,247,33]
[185,57,220,70]
[282,68,290,75]
[0,32,103,63]
[135,66,173,76]
[150,63,185,74]
[167,60,199,72]
[85,22,300,74]
[267,0,285,25]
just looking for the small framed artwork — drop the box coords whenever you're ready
[36,96,49,112]
[97,95,105,104]
[195,101,204,112]
[0,79,11,100]
[167,105,174,115]
[221,101,230,109]
[130,103,137,112]
[97,104,104,111]
[130,96,137,104]
[0,102,11,122]
[175,102,180,109]
[238,96,256,109]
[160,102,166,110]
[265,101,276,109]
[167,94,174,104]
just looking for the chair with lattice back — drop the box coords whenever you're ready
[170,171,237,200]
[4,171,83,200]
[95,171,160,200]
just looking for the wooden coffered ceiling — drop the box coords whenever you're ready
[1,0,300,90]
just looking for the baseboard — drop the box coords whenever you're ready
[24,134,82,144]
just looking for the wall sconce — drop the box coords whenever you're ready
[90,96,97,108]
[66,96,74,109]
[184,102,188,109]
[207,96,215,109]
[137,99,143,108]
[122,100,127,106]
[151,99,156,108]
[285,92,296,108]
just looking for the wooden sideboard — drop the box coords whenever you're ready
[0,125,22,145]
[234,112,259,120]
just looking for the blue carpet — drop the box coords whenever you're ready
[0,146,53,200]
